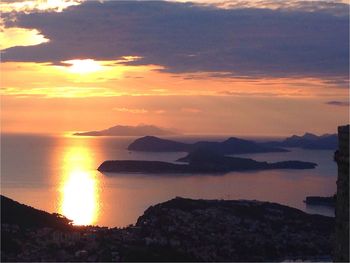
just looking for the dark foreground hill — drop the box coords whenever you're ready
[136,197,334,261]
[1,195,334,261]
[127,136,287,154]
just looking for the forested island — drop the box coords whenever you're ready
[98,148,316,174]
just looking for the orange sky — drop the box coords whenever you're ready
[1,61,348,135]
[1,0,349,136]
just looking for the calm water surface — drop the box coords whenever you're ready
[1,134,336,227]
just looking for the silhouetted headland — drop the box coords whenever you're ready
[128,136,288,154]
[1,195,334,262]
[74,125,176,136]
[1,195,72,230]
[98,148,317,174]
[304,195,336,207]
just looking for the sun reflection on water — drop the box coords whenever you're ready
[59,143,99,225]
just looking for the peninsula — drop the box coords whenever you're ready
[304,195,336,207]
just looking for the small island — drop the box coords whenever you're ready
[98,149,317,174]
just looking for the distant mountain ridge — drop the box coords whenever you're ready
[128,136,287,154]
[263,132,337,150]
[74,125,176,136]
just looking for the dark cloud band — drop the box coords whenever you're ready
[2,1,349,80]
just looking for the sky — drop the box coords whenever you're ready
[1,0,349,136]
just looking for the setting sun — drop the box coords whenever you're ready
[64,59,103,74]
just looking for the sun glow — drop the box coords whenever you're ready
[60,144,99,225]
[64,59,103,74]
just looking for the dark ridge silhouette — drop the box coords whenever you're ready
[127,136,288,154]
[74,125,176,136]
[98,148,316,174]
[263,132,337,150]
[1,195,73,230]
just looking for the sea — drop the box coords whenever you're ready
[0,133,336,227]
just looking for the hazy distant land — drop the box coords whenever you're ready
[263,132,337,150]
[74,125,177,136]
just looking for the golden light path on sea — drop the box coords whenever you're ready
[59,142,100,225]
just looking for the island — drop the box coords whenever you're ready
[127,136,288,154]
[1,195,334,262]
[98,148,317,174]
[74,125,176,136]
[263,132,337,150]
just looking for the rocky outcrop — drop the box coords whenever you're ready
[334,125,349,262]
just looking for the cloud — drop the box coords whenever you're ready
[190,0,349,16]
[155,110,166,114]
[112,107,169,114]
[113,107,148,114]
[2,1,349,80]
[0,0,81,13]
[181,107,202,113]
[325,101,350,107]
